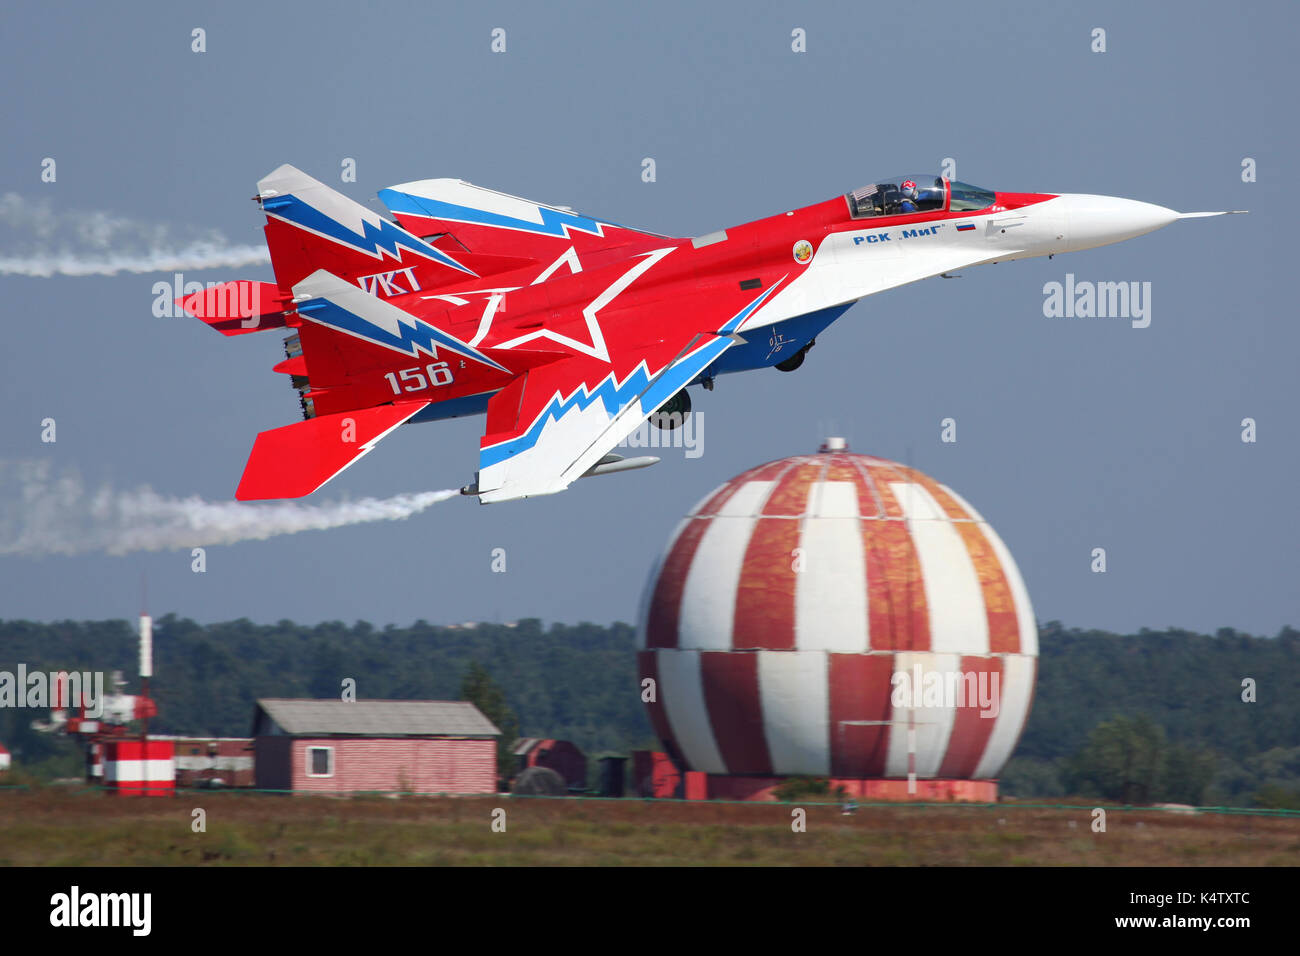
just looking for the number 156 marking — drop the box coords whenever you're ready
[383,362,454,394]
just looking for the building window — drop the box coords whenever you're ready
[307,746,334,777]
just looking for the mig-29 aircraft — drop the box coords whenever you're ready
[181,165,1239,503]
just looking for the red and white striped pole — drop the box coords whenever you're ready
[139,612,152,741]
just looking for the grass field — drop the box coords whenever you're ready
[2,787,1298,866]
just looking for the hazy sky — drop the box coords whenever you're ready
[0,0,1294,635]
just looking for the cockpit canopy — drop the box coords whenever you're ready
[845,175,996,218]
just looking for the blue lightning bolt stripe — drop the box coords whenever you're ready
[297,298,510,373]
[479,339,729,469]
[480,283,782,469]
[262,194,476,274]
[379,188,610,239]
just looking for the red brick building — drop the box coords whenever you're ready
[252,699,500,795]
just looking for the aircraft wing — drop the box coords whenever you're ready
[473,282,783,503]
[377,178,668,264]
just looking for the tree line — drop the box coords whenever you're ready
[0,616,1295,806]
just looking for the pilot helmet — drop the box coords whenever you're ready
[900,180,918,200]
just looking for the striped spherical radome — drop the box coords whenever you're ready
[636,440,1037,782]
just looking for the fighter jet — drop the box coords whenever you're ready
[182,166,1241,503]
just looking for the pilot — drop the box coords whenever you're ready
[898,180,920,214]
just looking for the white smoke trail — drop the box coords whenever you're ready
[0,243,270,277]
[0,192,269,277]
[0,461,458,557]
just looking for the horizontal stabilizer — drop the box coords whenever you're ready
[272,355,307,376]
[178,280,287,335]
[236,402,430,500]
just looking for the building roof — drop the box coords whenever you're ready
[253,699,500,738]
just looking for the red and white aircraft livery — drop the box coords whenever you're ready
[182,166,1240,503]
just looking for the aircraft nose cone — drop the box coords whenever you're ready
[1057,194,1179,253]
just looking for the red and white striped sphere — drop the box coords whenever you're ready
[636,439,1037,781]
